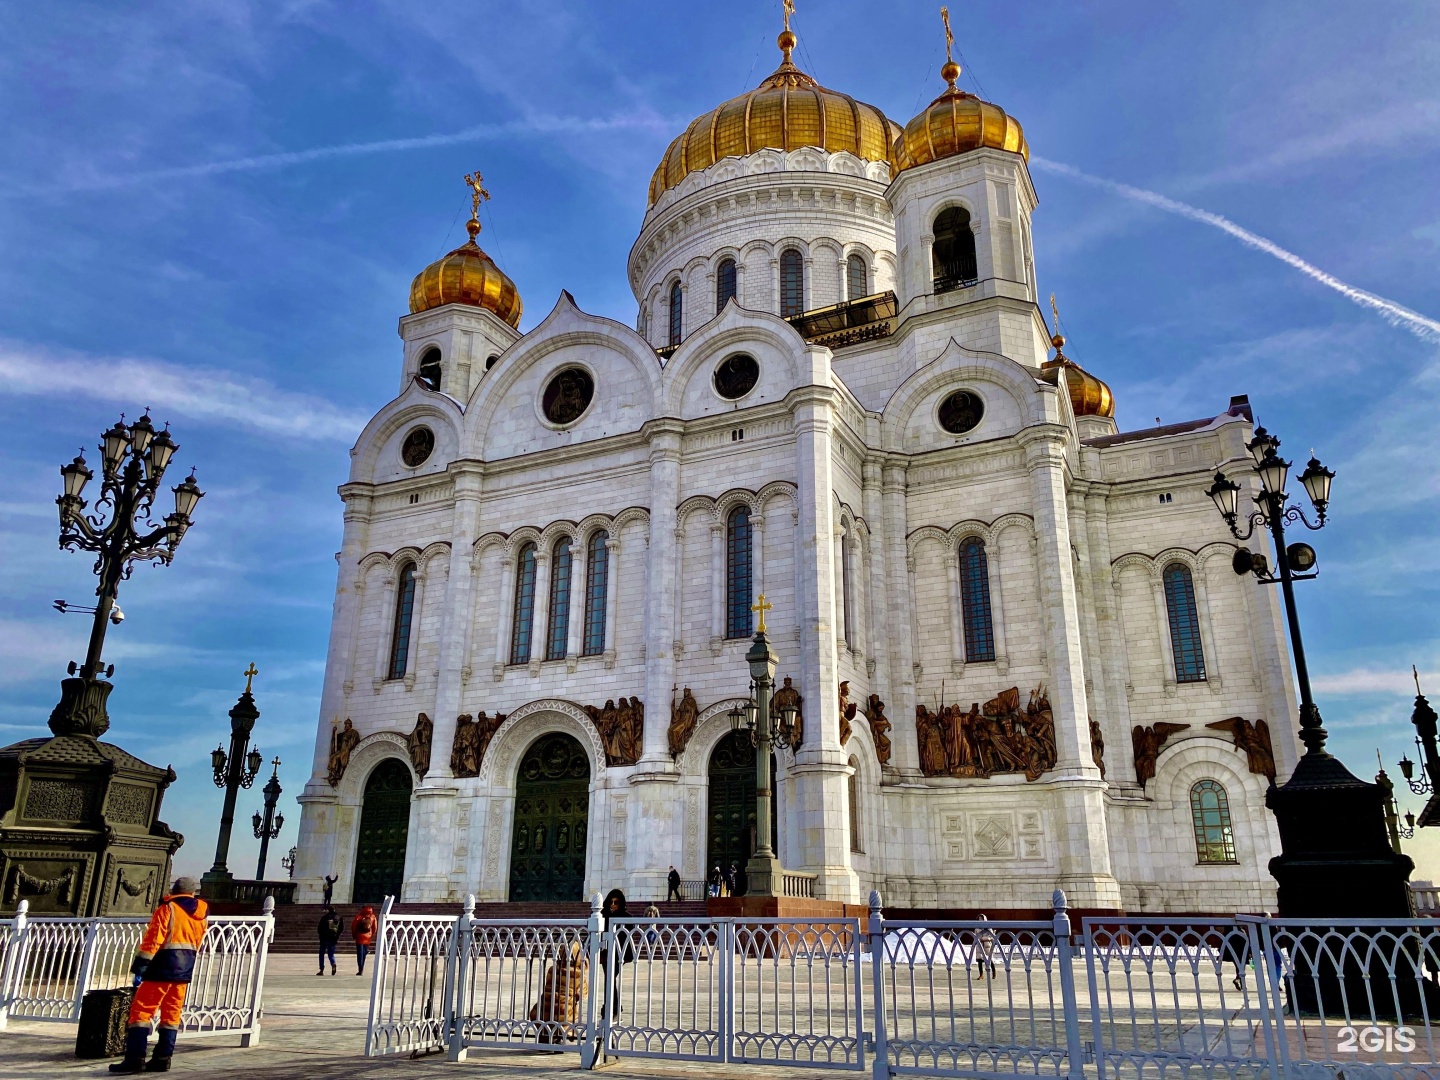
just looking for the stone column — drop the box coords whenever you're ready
[861,460,891,709]
[881,462,919,774]
[709,521,725,654]
[833,522,848,647]
[491,556,515,678]
[752,513,767,601]
[986,534,1011,674]
[429,467,484,778]
[529,551,552,674]
[602,537,621,667]
[789,386,857,901]
[566,538,587,667]
[945,550,965,672]
[371,571,397,692]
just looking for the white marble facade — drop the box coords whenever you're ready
[294,71,1299,916]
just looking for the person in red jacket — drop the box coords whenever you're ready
[111,876,208,1074]
[351,905,378,976]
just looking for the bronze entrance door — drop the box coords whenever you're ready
[352,758,412,903]
[706,731,776,888]
[508,732,590,902]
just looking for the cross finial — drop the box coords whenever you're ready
[243,662,259,695]
[463,170,490,240]
[1049,293,1067,353]
[752,593,773,634]
[783,0,795,33]
[939,7,961,89]
[1418,665,1425,696]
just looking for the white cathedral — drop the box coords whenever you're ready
[294,23,1301,914]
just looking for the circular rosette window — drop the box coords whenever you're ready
[713,354,759,400]
[937,389,984,435]
[400,426,435,467]
[541,367,595,425]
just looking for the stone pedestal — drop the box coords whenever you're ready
[0,735,182,916]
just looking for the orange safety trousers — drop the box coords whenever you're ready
[127,981,188,1030]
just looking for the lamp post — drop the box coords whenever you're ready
[725,595,798,898]
[1207,425,1412,917]
[1398,668,1440,828]
[281,846,298,880]
[51,411,203,736]
[252,758,285,880]
[202,664,265,895]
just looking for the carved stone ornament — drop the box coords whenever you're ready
[327,718,361,787]
[400,426,435,467]
[1132,723,1190,787]
[772,677,803,750]
[451,711,504,778]
[838,682,857,747]
[6,862,78,906]
[864,694,892,766]
[542,366,594,425]
[582,697,644,767]
[669,687,700,760]
[1089,718,1106,780]
[406,712,434,777]
[1205,716,1277,780]
[113,866,156,909]
[915,685,1057,782]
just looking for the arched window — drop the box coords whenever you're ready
[1163,563,1207,683]
[545,538,573,661]
[583,530,609,656]
[846,254,868,301]
[1190,780,1237,863]
[485,354,500,371]
[725,505,753,639]
[848,759,863,853]
[417,347,442,391]
[716,258,737,311]
[509,543,538,665]
[387,561,418,680]
[668,281,684,347]
[958,537,996,663]
[780,248,805,318]
[932,207,978,293]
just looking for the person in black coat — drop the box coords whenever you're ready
[666,865,682,902]
[317,906,343,976]
[600,889,634,1020]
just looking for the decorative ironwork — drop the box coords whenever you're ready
[352,758,412,903]
[915,685,1057,781]
[204,671,268,889]
[508,733,590,902]
[250,757,284,879]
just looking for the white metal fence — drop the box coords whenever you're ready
[0,896,275,1045]
[365,891,1440,1078]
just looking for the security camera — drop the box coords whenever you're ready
[109,606,125,625]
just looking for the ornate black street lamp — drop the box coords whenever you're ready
[251,758,285,880]
[1398,670,1440,831]
[202,665,265,894]
[1207,425,1412,918]
[281,846,298,880]
[51,411,203,736]
[724,595,798,898]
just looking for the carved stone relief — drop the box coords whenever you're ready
[916,686,1057,782]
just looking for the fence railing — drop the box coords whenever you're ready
[364,892,1440,1078]
[0,896,275,1045]
[1411,884,1440,915]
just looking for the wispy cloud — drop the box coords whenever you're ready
[1313,667,1437,696]
[0,342,368,441]
[1032,158,1440,346]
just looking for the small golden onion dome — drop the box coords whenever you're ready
[892,56,1028,174]
[1043,347,1115,419]
[408,217,523,327]
[647,32,900,207]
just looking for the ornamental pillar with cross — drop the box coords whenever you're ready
[202,664,268,894]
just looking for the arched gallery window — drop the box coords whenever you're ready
[726,505,753,639]
[668,281,684,347]
[780,248,804,318]
[387,561,417,680]
[958,537,996,663]
[510,542,538,665]
[1163,562,1207,682]
[1190,779,1237,863]
[846,253,868,301]
[716,258,737,311]
[583,530,609,656]
[932,206,978,292]
[417,347,442,391]
[545,537,573,661]
[848,758,863,853]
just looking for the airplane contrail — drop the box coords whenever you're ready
[1031,156,1440,346]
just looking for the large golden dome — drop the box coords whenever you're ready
[647,32,900,207]
[1042,334,1114,419]
[893,56,1027,174]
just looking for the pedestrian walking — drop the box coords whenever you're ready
[599,889,635,1020]
[973,914,997,979]
[722,863,737,898]
[643,902,660,951]
[352,905,377,976]
[317,905,343,976]
[666,865,682,902]
[321,873,338,905]
[708,864,722,898]
[109,876,208,1074]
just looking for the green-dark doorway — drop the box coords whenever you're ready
[706,731,777,887]
[352,758,412,903]
[508,732,591,902]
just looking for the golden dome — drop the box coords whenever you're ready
[647,32,900,207]
[892,50,1027,174]
[409,172,522,326]
[1043,339,1114,419]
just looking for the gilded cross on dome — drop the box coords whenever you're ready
[939,7,962,90]
[243,662,259,695]
[778,0,797,64]
[463,170,490,240]
[752,593,773,634]
[783,0,795,33]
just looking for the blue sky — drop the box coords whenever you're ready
[2,0,1437,886]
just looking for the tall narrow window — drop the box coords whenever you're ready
[846,254,868,301]
[932,207,978,292]
[417,347,442,391]
[848,761,863,853]
[725,505,753,639]
[545,538,573,661]
[583,530,609,656]
[780,248,804,318]
[668,281,683,347]
[387,561,417,680]
[839,532,853,643]
[716,258,737,311]
[1190,780,1237,863]
[1163,563,1207,683]
[958,537,996,663]
[509,543,538,665]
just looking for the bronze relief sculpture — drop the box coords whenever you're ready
[451,711,504,779]
[669,687,699,759]
[772,676,803,750]
[838,681,857,747]
[1132,723,1190,787]
[864,694,892,765]
[1205,716,1277,779]
[406,712,433,777]
[327,718,360,787]
[1089,718,1106,780]
[915,685,1057,782]
[583,697,644,767]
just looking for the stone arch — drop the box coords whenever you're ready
[880,339,1051,450]
[756,481,800,519]
[349,389,464,484]
[538,519,579,551]
[678,696,754,776]
[478,698,606,789]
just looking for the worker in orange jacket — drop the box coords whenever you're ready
[111,876,208,1074]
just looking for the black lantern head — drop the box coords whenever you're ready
[1299,455,1334,519]
[61,452,93,500]
[274,811,284,831]
[172,470,204,521]
[146,426,177,482]
[728,705,745,733]
[1400,755,1415,781]
[101,419,130,477]
[1207,471,1241,523]
[211,744,227,776]
[128,411,155,457]
[1247,425,1279,465]
[246,746,263,778]
[778,702,798,742]
[1407,811,1417,829]
[1257,451,1290,497]
[252,811,263,832]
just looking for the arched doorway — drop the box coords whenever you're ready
[706,731,776,891]
[352,758,412,903]
[508,732,591,902]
